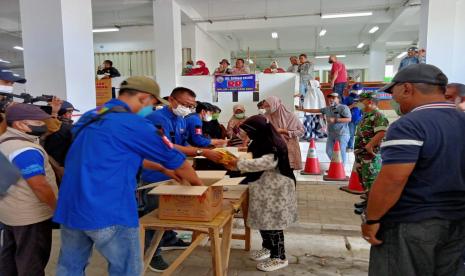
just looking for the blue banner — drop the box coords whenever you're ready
[364,87,392,100]
[214,74,256,92]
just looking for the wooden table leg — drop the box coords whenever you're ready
[161,233,208,276]
[209,227,223,276]
[139,225,146,261]
[241,192,251,251]
[142,229,165,274]
[220,216,233,276]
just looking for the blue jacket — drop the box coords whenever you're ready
[343,94,363,124]
[185,113,212,147]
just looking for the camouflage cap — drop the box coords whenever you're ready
[359,91,378,101]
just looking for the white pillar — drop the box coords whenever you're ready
[19,0,96,112]
[420,0,465,83]
[368,42,386,81]
[153,0,183,96]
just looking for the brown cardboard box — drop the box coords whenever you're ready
[149,171,244,222]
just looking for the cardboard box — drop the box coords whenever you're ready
[149,171,244,222]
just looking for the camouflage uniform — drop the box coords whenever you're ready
[354,94,389,190]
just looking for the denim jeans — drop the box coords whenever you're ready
[347,122,356,149]
[369,218,465,276]
[326,134,350,164]
[56,225,142,276]
[333,82,347,100]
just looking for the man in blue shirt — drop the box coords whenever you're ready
[398,47,425,71]
[185,101,226,148]
[343,83,363,151]
[54,77,202,276]
[361,64,465,276]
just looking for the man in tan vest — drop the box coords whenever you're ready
[0,103,58,276]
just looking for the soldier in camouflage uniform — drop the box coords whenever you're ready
[354,91,389,190]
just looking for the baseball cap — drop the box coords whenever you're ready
[6,103,51,124]
[352,83,363,90]
[408,47,418,52]
[379,64,448,94]
[359,91,377,101]
[0,67,26,83]
[327,92,339,98]
[58,101,79,116]
[119,76,168,105]
[219,59,230,65]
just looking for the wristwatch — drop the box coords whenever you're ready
[196,149,203,157]
[361,212,381,225]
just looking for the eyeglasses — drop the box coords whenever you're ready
[173,97,196,109]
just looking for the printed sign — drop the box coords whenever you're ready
[364,87,392,100]
[215,74,256,93]
[95,78,112,106]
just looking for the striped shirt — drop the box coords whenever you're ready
[380,102,465,222]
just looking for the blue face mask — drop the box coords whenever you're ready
[137,105,154,117]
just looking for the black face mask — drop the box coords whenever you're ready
[26,125,47,136]
[328,60,333,64]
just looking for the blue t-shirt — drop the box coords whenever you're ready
[380,102,465,223]
[343,94,362,124]
[11,149,45,179]
[141,106,188,183]
[185,113,211,148]
[53,99,186,230]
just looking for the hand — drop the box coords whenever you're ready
[330,82,335,89]
[211,139,227,147]
[225,157,239,171]
[160,168,182,183]
[295,105,303,111]
[202,149,223,163]
[50,97,63,114]
[328,117,336,124]
[277,128,288,135]
[364,143,375,156]
[361,223,382,245]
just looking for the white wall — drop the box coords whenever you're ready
[193,26,230,74]
[93,26,154,53]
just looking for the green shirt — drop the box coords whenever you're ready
[354,109,389,155]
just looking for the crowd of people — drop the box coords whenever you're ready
[1,47,465,276]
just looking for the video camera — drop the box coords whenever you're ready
[0,92,55,113]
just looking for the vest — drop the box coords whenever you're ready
[0,127,58,226]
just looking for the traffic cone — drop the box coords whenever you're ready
[323,140,349,181]
[339,164,365,194]
[301,139,321,175]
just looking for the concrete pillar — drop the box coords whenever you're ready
[153,0,183,96]
[368,42,386,81]
[19,0,96,112]
[420,0,465,83]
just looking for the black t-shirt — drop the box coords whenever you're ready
[44,121,73,166]
[97,67,121,78]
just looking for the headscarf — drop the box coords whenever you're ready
[227,104,247,142]
[189,60,210,75]
[239,115,296,184]
[264,96,302,133]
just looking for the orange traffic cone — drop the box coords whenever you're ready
[340,164,365,194]
[301,139,321,175]
[323,140,349,181]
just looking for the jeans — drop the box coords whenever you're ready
[326,134,350,164]
[56,225,142,276]
[347,122,356,149]
[333,82,347,100]
[369,218,465,276]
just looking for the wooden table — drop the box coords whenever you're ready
[139,185,250,276]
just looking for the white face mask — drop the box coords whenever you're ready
[203,114,213,122]
[258,109,266,115]
[172,105,191,117]
[0,85,13,93]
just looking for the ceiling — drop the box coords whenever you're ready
[0,0,422,72]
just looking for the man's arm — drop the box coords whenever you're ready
[173,161,203,186]
[295,107,322,114]
[26,175,57,210]
[173,144,222,163]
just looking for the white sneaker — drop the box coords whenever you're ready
[249,248,271,261]
[257,258,289,272]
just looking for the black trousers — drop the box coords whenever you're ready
[0,219,52,276]
[259,230,286,260]
[369,218,465,276]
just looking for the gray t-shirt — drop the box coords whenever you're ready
[320,104,351,136]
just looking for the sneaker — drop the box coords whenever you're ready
[257,258,288,272]
[249,248,271,261]
[149,255,169,272]
[160,239,191,251]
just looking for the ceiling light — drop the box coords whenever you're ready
[0,59,11,64]
[397,52,407,59]
[357,42,365,49]
[13,46,24,51]
[92,27,120,33]
[368,26,379,34]
[271,32,278,39]
[319,29,327,36]
[315,55,346,59]
[336,55,346,58]
[315,55,329,59]
[321,11,373,19]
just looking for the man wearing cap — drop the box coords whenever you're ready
[398,47,425,71]
[361,64,465,275]
[0,66,27,113]
[445,82,465,111]
[342,92,389,195]
[53,77,202,276]
[214,59,233,75]
[297,92,352,164]
[0,104,58,276]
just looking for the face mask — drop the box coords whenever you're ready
[258,109,266,115]
[390,100,404,116]
[172,105,191,117]
[234,113,245,119]
[26,125,47,136]
[330,101,337,107]
[203,114,213,122]
[356,102,365,110]
[212,113,220,120]
[137,105,153,117]
[0,85,13,93]
[186,65,193,69]
[328,60,333,64]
